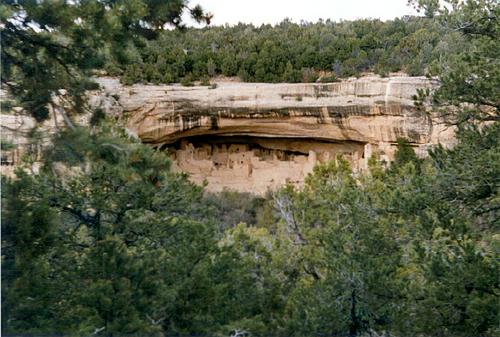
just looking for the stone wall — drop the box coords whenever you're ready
[167,136,368,194]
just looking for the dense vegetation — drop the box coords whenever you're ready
[1,0,499,336]
[113,17,463,85]
[2,122,498,337]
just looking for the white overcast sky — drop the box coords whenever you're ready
[185,0,419,26]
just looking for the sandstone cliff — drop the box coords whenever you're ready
[96,76,455,194]
[2,76,455,194]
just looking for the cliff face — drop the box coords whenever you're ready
[2,76,455,194]
[97,76,454,194]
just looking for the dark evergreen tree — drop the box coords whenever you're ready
[1,0,211,123]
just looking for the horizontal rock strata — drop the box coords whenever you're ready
[1,76,455,194]
[96,76,455,193]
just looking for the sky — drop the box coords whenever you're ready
[185,0,419,26]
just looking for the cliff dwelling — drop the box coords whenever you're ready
[163,135,371,194]
[2,76,456,194]
[114,75,454,195]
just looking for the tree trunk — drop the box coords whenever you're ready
[349,288,359,337]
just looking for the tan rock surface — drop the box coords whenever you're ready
[96,76,455,194]
[2,76,456,194]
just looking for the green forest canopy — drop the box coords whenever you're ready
[113,17,463,84]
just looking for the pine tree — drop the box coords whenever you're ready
[277,159,403,336]
[1,0,211,124]
[1,124,218,335]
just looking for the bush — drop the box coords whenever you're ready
[319,75,339,83]
[181,74,195,87]
[200,76,211,86]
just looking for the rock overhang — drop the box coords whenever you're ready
[1,76,454,193]
[97,77,437,144]
[91,75,454,193]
